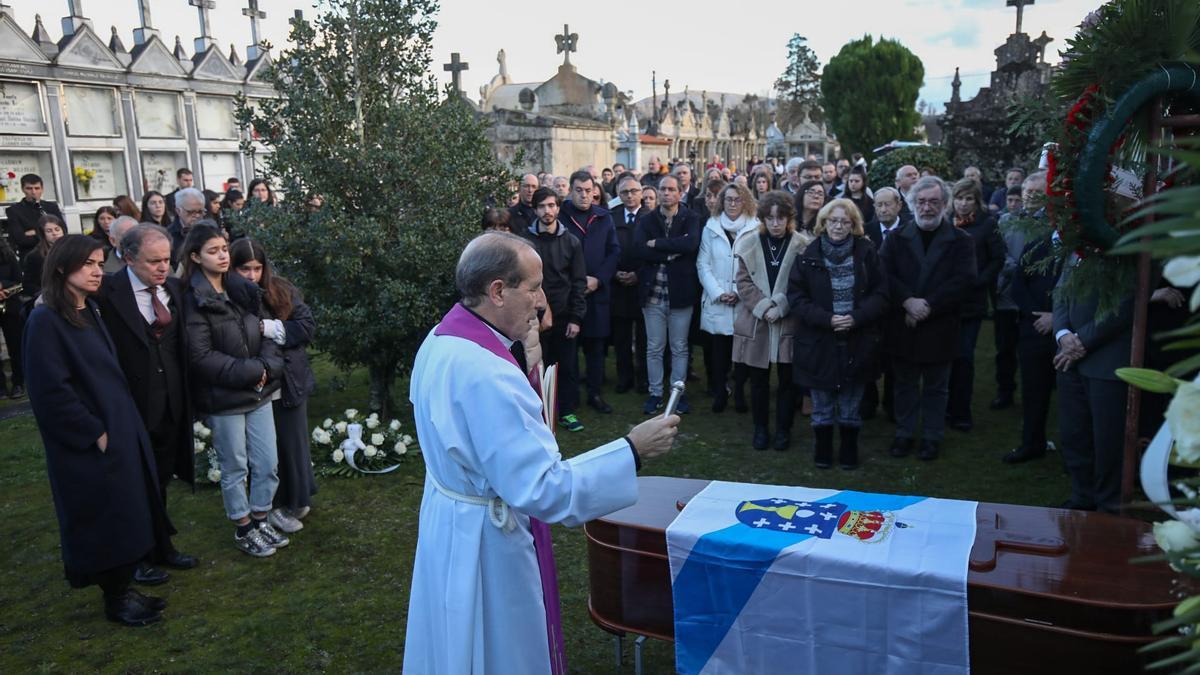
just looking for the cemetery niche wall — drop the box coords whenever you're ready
[0,4,277,234]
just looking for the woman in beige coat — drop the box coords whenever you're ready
[733,191,815,450]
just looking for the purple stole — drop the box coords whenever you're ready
[433,303,568,674]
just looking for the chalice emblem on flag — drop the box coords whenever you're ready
[734,498,908,544]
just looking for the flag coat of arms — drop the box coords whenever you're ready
[666,481,978,674]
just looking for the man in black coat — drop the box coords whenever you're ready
[167,188,208,270]
[508,174,539,233]
[163,168,194,216]
[560,170,620,416]
[860,187,910,419]
[1052,258,1134,514]
[879,176,976,461]
[1005,226,1058,464]
[672,163,702,212]
[610,176,649,393]
[633,174,701,415]
[516,188,587,428]
[95,224,198,581]
[5,173,64,258]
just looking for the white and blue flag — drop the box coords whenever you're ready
[666,481,977,674]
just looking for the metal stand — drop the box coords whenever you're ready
[610,632,648,673]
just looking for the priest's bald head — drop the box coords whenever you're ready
[456,232,546,340]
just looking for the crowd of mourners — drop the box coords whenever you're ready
[485,154,1191,517]
[1,169,315,627]
[0,150,1191,629]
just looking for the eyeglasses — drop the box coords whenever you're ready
[723,196,742,204]
[183,207,206,216]
[804,189,825,197]
[619,188,642,196]
[826,218,853,227]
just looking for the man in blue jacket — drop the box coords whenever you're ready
[560,170,620,420]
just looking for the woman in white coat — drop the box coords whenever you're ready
[697,182,759,412]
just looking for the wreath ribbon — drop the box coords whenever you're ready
[341,422,402,474]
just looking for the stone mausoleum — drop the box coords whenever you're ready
[0,1,278,233]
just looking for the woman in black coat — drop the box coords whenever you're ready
[0,237,24,397]
[23,235,170,626]
[788,199,889,470]
[231,238,317,525]
[182,225,287,558]
[946,178,1006,431]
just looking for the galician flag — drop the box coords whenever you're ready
[666,481,977,674]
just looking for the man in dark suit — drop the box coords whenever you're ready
[1052,257,1134,514]
[672,163,702,212]
[560,170,620,417]
[610,175,649,393]
[95,224,198,582]
[5,173,65,258]
[1004,224,1058,464]
[879,176,976,461]
[508,174,538,233]
[861,187,910,419]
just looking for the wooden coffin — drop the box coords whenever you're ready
[585,476,1188,675]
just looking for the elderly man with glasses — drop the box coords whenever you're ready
[168,187,209,270]
[878,176,976,461]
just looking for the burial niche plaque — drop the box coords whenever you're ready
[71,151,127,200]
[0,150,56,203]
[201,152,240,191]
[141,151,187,193]
[64,85,121,137]
[135,91,183,138]
[195,95,237,140]
[0,81,46,135]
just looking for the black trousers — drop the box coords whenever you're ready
[1057,369,1127,514]
[146,410,182,559]
[542,327,579,415]
[579,337,607,398]
[947,318,983,422]
[707,333,734,400]
[1017,334,1056,452]
[94,562,138,600]
[747,362,795,431]
[860,352,894,417]
[0,301,23,390]
[611,314,647,389]
[994,310,1020,398]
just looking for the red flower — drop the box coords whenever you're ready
[5,172,14,179]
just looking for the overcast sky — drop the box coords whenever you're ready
[10,0,1096,113]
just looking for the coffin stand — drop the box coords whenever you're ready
[585,477,1187,674]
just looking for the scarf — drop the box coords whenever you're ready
[954,209,976,229]
[719,211,748,233]
[820,235,856,315]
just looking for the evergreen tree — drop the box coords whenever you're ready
[774,34,824,131]
[235,0,514,416]
[821,36,924,159]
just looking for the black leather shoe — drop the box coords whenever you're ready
[989,394,1014,410]
[773,429,791,451]
[161,550,198,570]
[752,426,769,450]
[888,437,913,458]
[133,562,170,586]
[587,396,613,414]
[918,440,940,461]
[104,591,162,627]
[948,418,973,432]
[128,588,167,612]
[1001,446,1046,464]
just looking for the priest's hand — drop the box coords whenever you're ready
[628,414,680,460]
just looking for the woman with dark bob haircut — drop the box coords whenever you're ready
[23,234,172,626]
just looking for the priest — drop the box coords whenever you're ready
[403,232,679,674]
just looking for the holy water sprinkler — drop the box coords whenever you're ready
[662,380,685,419]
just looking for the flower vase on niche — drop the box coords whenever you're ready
[74,166,96,200]
[0,170,16,202]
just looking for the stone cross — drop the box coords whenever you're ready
[1032,30,1054,63]
[554,24,578,66]
[133,0,158,45]
[243,0,266,60]
[443,52,468,94]
[1007,0,1034,35]
[190,0,216,54]
[61,0,91,36]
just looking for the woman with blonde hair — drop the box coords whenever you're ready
[697,181,758,412]
[732,191,815,450]
[788,199,889,469]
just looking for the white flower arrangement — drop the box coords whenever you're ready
[311,408,421,477]
[192,420,221,485]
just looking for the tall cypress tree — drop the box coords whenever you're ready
[821,35,924,159]
[774,34,824,131]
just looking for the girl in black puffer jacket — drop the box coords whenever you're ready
[182,223,288,558]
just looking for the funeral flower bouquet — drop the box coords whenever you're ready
[193,420,221,485]
[73,165,96,193]
[311,408,419,477]
[0,170,16,202]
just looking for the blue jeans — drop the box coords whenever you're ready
[643,303,693,397]
[810,383,865,427]
[210,402,279,521]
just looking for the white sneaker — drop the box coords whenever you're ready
[290,506,311,520]
[267,508,303,534]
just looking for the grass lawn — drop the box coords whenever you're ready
[0,322,1070,672]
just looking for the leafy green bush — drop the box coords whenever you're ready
[867,145,951,192]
